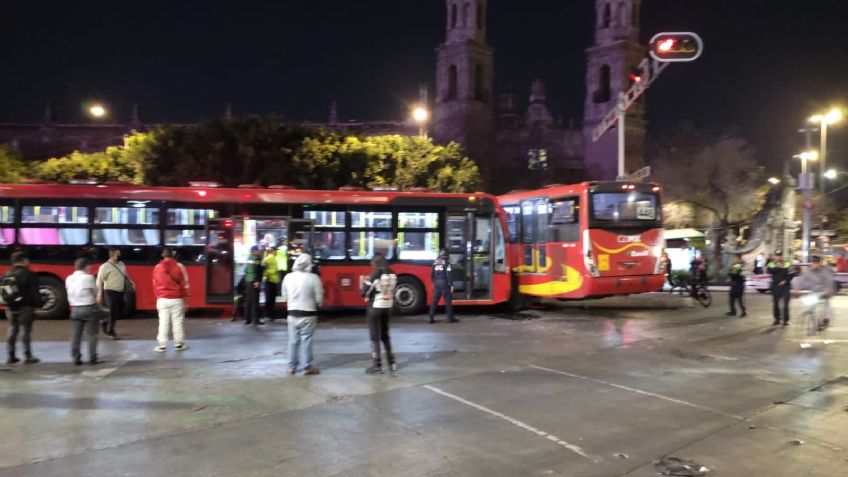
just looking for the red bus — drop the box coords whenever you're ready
[499,182,665,300]
[0,182,510,319]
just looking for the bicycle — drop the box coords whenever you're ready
[794,291,831,349]
[669,275,712,308]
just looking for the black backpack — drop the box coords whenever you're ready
[0,274,24,307]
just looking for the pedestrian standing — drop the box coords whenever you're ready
[726,254,747,317]
[261,246,281,322]
[2,252,41,364]
[66,257,99,365]
[793,255,836,328]
[95,248,134,339]
[361,253,397,374]
[243,246,264,326]
[753,253,765,275]
[767,250,795,326]
[281,253,323,376]
[429,249,458,324]
[153,248,190,352]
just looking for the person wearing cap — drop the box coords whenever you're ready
[767,250,795,326]
[429,249,457,323]
[792,255,836,328]
[726,254,747,317]
[261,246,281,322]
[281,253,324,375]
[243,246,264,326]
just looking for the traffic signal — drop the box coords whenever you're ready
[628,67,643,84]
[649,32,703,62]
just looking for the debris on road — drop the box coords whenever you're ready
[791,439,805,445]
[655,457,710,476]
[489,312,541,321]
[614,453,629,459]
[748,424,757,429]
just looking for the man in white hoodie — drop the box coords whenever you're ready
[281,253,324,375]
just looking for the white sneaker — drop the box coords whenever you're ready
[174,343,189,352]
[154,345,167,353]
[389,363,398,372]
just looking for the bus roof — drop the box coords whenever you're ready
[0,183,495,206]
[498,181,661,202]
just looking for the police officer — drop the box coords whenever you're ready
[767,250,794,326]
[429,250,458,324]
[726,254,747,317]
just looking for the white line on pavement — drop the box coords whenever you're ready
[528,364,744,420]
[423,384,602,463]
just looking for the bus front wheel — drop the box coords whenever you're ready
[394,276,425,315]
[36,275,69,320]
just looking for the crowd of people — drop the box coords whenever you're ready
[2,246,458,375]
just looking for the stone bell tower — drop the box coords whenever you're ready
[583,0,646,180]
[433,0,496,187]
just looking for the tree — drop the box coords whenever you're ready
[0,145,29,182]
[653,133,764,279]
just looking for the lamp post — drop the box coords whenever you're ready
[794,150,818,263]
[809,108,843,195]
[87,103,107,119]
[411,106,430,138]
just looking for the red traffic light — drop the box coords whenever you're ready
[649,32,703,62]
[628,67,643,84]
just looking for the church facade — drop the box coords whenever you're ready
[0,0,648,193]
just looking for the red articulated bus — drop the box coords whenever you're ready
[498,181,665,301]
[0,182,510,319]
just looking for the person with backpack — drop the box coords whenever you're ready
[153,248,190,352]
[361,253,397,374]
[3,252,42,364]
[95,248,135,339]
[66,257,99,365]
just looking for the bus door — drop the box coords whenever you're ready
[519,199,548,275]
[205,219,235,303]
[446,213,494,300]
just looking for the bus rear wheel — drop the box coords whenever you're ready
[394,276,425,315]
[36,275,69,320]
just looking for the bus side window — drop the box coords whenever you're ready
[503,205,520,244]
[549,197,580,243]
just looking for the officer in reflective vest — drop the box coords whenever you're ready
[726,254,747,317]
[767,250,795,326]
[429,250,458,324]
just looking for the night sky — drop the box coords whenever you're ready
[3,0,848,174]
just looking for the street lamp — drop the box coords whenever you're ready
[411,105,429,138]
[794,150,818,263]
[88,103,107,119]
[767,177,781,185]
[825,169,838,180]
[809,107,843,194]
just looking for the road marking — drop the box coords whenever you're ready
[423,384,601,463]
[528,364,743,420]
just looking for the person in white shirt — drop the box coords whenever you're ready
[66,258,99,366]
[281,253,323,376]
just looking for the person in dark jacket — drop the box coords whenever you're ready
[767,250,795,326]
[726,254,747,317]
[360,254,398,374]
[243,246,264,326]
[428,249,457,324]
[3,252,42,364]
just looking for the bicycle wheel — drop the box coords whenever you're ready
[696,288,712,307]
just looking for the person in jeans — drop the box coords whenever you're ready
[153,248,190,352]
[66,257,99,365]
[261,246,281,322]
[95,248,134,339]
[792,255,836,328]
[3,252,42,364]
[361,253,397,374]
[281,253,323,375]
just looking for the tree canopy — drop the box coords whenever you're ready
[21,117,480,192]
[0,145,29,183]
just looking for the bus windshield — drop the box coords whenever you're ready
[590,192,660,227]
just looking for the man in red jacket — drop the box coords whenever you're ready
[152,248,190,353]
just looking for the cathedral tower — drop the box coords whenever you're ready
[583,0,646,180]
[433,0,495,185]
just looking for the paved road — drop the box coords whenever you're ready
[1,292,846,476]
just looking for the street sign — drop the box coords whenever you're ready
[617,166,652,182]
[810,230,836,237]
[649,32,704,63]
